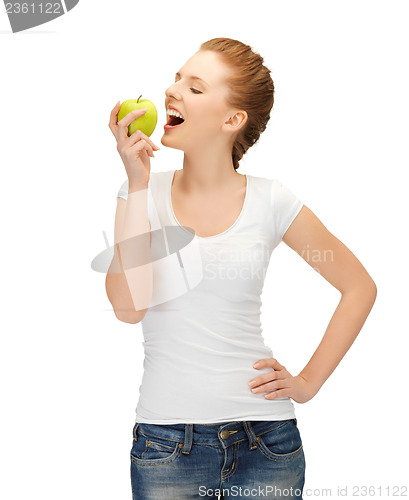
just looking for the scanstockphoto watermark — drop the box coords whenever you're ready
[203,244,271,281]
[90,219,337,310]
[299,244,334,274]
[91,226,272,282]
[3,0,79,33]
[198,484,408,497]
[199,485,302,497]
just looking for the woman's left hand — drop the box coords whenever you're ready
[249,358,318,404]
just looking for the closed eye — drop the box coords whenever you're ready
[190,88,202,94]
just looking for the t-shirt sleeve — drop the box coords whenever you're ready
[117,178,129,200]
[270,179,304,244]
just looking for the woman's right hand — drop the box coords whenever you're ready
[108,102,160,188]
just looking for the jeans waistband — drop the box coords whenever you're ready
[132,419,297,455]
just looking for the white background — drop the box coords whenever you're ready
[1,1,408,499]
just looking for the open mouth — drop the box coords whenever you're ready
[165,115,185,129]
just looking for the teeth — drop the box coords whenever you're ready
[167,108,184,119]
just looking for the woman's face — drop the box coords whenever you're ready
[162,50,242,151]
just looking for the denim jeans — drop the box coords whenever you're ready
[130,418,305,499]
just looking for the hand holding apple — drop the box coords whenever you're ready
[109,101,161,189]
[118,96,158,137]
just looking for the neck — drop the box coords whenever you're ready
[179,147,242,194]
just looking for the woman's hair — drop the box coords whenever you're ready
[199,37,275,170]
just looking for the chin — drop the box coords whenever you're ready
[160,136,184,152]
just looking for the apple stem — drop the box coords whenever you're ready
[137,95,142,103]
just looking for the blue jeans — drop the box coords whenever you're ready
[130,418,305,499]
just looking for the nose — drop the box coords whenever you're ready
[165,82,182,101]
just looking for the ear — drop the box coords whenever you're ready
[224,110,248,133]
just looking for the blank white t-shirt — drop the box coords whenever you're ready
[117,169,304,424]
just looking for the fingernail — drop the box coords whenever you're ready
[249,381,256,387]
[253,362,260,368]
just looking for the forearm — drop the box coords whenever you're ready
[298,280,377,392]
[120,184,153,313]
[120,183,150,241]
[107,184,153,316]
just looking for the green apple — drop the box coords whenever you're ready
[118,96,158,137]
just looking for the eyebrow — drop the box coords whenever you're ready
[175,72,209,87]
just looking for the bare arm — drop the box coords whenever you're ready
[283,205,377,393]
[105,184,153,324]
[249,205,377,402]
[105,102,159,324]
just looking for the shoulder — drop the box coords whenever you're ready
[247,174,298,204]
[268,177,302,210]
[247,174,287,190]
[246,173,272,196]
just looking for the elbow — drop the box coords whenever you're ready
[357,275,377,306]
[114,309,146,324]
[105,278,147,324]
[342,274,377,304]
[365,274,377,302]
[105,270,152,324]
[369,279,377,305]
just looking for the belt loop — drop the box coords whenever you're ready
[243,421,258,450]
[182,424,193,454]
[132,422,140,441]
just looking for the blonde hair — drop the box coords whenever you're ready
[199,37,275,170]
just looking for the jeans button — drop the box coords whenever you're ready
[220,430,230,440]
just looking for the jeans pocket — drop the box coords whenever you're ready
[130,430,183,467]
[131,432,148,460]
[256,419,303,461]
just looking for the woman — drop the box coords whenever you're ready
[106,38,377,500]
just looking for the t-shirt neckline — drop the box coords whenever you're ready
[167,169,251,240]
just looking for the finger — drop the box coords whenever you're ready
[265,388,292,399]
[118,108,148,140]
[249,370,279,388]
[108,101,121,137]
[251,378,289,393]
[128,139,155,158]
[127,129,160,151]
[140,139,155,158]
[254,357,284,370]
[270,358,285,371]
[253,358,269,369]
